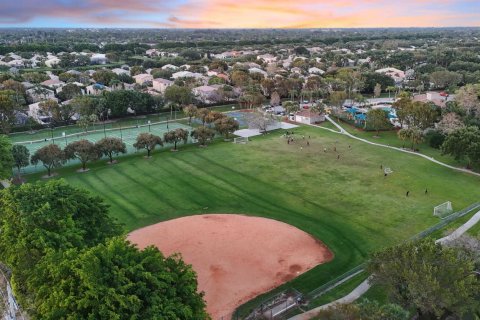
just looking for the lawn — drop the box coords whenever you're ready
[336,119,470,168]
[24,124,480,315]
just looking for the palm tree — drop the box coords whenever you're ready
[386,86,396,99]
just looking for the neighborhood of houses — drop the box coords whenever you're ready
[0,44,455,128]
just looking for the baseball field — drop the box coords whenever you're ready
[25,123,480,318]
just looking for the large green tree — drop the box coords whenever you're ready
[164,85,193,106]
[191,126,215,146]
[441,126,480,168]
[183,104,198,126]
[95,137,127,163]
[368,239,480,319]
[11,144,30,176]
[133,133,163,157]
[104,90,155,117]
[214,117,239,141]
[30,144,65,177]
[0,180,121,304]
[312,299,408,320]
[366,108,390,136]
[0,135,14,179]
[164,128,189,151]
[64,139,99,171]
[30,238,208,320]
[0,90,18,134]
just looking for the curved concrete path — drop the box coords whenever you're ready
[322,116,480,178]
[289,209,480,320]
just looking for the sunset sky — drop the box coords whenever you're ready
[1,0,480,28]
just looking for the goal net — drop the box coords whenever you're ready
[233,137,249,144]
[434,201,453,219]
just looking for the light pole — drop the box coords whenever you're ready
[148,120,151,132]
[50,125,54,144]
[63,132,67,146]
[120,125,123,141]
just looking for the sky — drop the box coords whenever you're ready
[1,0,480,29]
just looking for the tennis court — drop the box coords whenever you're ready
[15,121,193,174]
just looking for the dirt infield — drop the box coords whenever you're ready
[127,214,333,319]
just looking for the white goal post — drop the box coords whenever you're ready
[233,137,249,144]
[434,201,453,219]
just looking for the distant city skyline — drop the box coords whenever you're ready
[1,0,480,29]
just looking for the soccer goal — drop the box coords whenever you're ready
[434,201,453,219]
[233,137,249,144]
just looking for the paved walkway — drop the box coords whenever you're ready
[436,210,480,244]
[0,179,11,188]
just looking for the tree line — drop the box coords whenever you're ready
[1,108,239,179]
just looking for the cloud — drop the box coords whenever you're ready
[0,0,479,27]
[0,0,168,24]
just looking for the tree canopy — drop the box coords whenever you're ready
[30,238,208,320]
[30,143,65,177]
[368,239,480,319]
[0,135,14,179]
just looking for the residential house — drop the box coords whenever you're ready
[257,54,277,63]
[375,67,406,85]
[308,67,325,75]
[248,67,268,77]
[152,78,173,93]
[28,98,59,124]
[26,87,55,103]
[172,71,204,80]
[90,53,107,64]
[85,83,111,95]
[192,85,217,103]
[45,57,60,68]
[162,64,179,71]
[41,79,65,90]
[133,73,153,85]
[112,68,130,75]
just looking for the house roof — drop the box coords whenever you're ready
[296,109,321,117]
[153,78,173,85]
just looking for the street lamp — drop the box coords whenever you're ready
[148,120,151,132]
[50,125,54,144]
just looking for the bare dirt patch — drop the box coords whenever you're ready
[127,214,333,319]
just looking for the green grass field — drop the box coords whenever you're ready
[337,119,470,168]
[24,124,480,315]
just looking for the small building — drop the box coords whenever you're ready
[152,78,173,93]
[90,53,107,65]
[133,73,153,85]
[192,85,217,103]
[294,109,325,124]
[85,83,111,95]
[257,54,277,64]
[26,87,55,103]
[375,67,406,85]
[308,67,325,75]
[248,67,267,77]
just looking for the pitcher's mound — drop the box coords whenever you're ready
[128,214,333,319]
